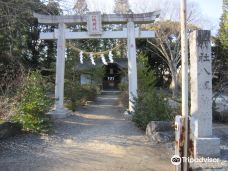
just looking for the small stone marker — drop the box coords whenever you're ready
[190,30,220,157]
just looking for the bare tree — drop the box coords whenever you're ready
[131,0,202,97]
[73,0,88,15]
[114,0,130,14]
[0,56,25,120]
[147,21,197,97]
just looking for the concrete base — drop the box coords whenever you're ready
[194,137,220,158]
[47,108,71,119]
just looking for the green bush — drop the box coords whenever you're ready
[132,54,173,130]
[64,59,103,111]
[65,81,83,111]
[65,81,99,111]
[87,66,105,85]
[132,90,173,130]
[81,84,99,101]
[12,71,52,133]
[137,64,156,92]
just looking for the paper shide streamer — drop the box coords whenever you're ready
[79,50,114,66]
[108,51,114,63]
[90,53,96,65]
[101,54,108,65]
[80,51,83,64]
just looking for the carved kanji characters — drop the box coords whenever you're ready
[204,68,211,75]
[203,53,210,62]
[198,53,210,62]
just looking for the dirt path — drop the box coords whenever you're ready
[0,94,174,171]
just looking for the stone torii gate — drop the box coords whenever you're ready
[34,11,160,118]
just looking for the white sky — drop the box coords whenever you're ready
[61,0,223,35]
[190,0,223,34]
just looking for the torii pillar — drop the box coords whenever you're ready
[56,22,65,112]
[127,21,137,112]
[48,22,70,118]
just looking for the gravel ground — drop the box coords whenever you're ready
[0,94,174,171]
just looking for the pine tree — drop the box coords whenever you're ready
[218,2,228,80]
[218,17,228,48]
[213,2,228,93]
[220,1,228,47]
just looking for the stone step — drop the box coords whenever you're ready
[101,90,121,95]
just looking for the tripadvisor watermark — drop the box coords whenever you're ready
[171,155,219,166]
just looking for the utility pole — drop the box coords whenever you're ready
[180,0,189,171]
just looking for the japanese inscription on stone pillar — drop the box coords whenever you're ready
[87,12,102,35]
[190,30,220,158]
[190,30,213,137]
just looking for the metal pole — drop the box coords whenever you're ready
[180,0,189,171]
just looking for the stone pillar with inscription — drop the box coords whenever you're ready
[190,30,220,157]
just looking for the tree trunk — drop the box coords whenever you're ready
[169,65,178,97]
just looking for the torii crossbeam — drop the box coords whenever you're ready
[34,11,159,118]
